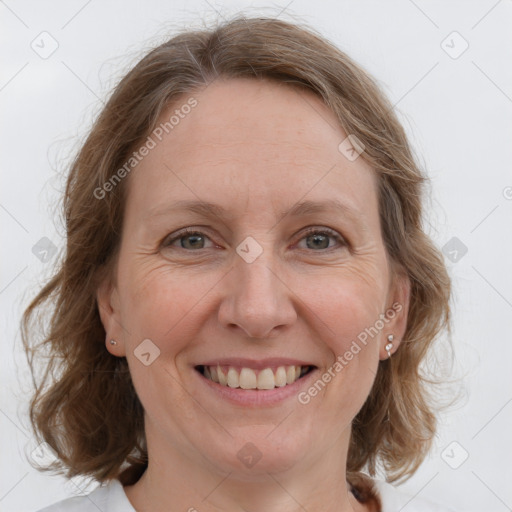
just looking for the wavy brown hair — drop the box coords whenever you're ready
[22,15,451,488]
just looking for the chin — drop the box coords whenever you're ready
[203,429,309,479]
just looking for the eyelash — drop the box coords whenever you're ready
[161,226,347,253]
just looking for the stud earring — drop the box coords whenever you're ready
[385,334,394,358]
[109,339,117,346]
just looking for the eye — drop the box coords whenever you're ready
[161,226,347,252]
[296,227,347,251]
[162,228,215,250]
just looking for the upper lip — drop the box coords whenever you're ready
[195,358,316,370]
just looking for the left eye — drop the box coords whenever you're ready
[295,228,345,251]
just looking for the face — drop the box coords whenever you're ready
[98,78,410,479]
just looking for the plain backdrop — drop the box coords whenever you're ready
[1,1,511,511]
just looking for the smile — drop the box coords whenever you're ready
[196,364,315,390]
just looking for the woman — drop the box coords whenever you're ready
[23,15,453,512]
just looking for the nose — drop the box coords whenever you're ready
[217,252,297,339]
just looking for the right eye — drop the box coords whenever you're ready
[162,228,216,250]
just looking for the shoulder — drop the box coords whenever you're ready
[373,478,456,512]
[36,480,135,512]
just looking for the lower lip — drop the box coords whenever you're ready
[194,368,318,407]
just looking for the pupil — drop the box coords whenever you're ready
[308,234,328,250]
[183,234,203,249]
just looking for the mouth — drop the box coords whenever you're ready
[195,364,316,390]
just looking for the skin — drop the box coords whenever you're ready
[97,77,410,512]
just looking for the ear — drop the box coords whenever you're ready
[379,271,411,360]
[96,275,126,357]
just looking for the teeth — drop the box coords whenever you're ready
[217,365,227,385]
[286,366,296,384]
[240,368,257,389]
[275,366,287,387]
[257,368,275,390]
[227,368,239,388]
[201,364,310,390]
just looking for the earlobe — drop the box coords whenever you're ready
[96,279,126,357]
[380,273,411,360]
[384,334,394,358]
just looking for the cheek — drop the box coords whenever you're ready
[316,286,383,396]
[297,268,386,414]
[118,260,221,351]
[304,264,388,348]
[117,263,216,426]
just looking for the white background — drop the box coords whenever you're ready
[1,1,511,511]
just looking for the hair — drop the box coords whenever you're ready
[22,14,451,494]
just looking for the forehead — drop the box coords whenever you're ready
[125,77,378,223]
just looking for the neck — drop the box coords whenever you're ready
[124,423,364,512]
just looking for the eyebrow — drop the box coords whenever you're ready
[282,199,362,221]
[144,198,365,228]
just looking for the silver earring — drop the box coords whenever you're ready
[109,339,117,346]
[385,334,394,358]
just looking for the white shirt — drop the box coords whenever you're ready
[37,478,456,511]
